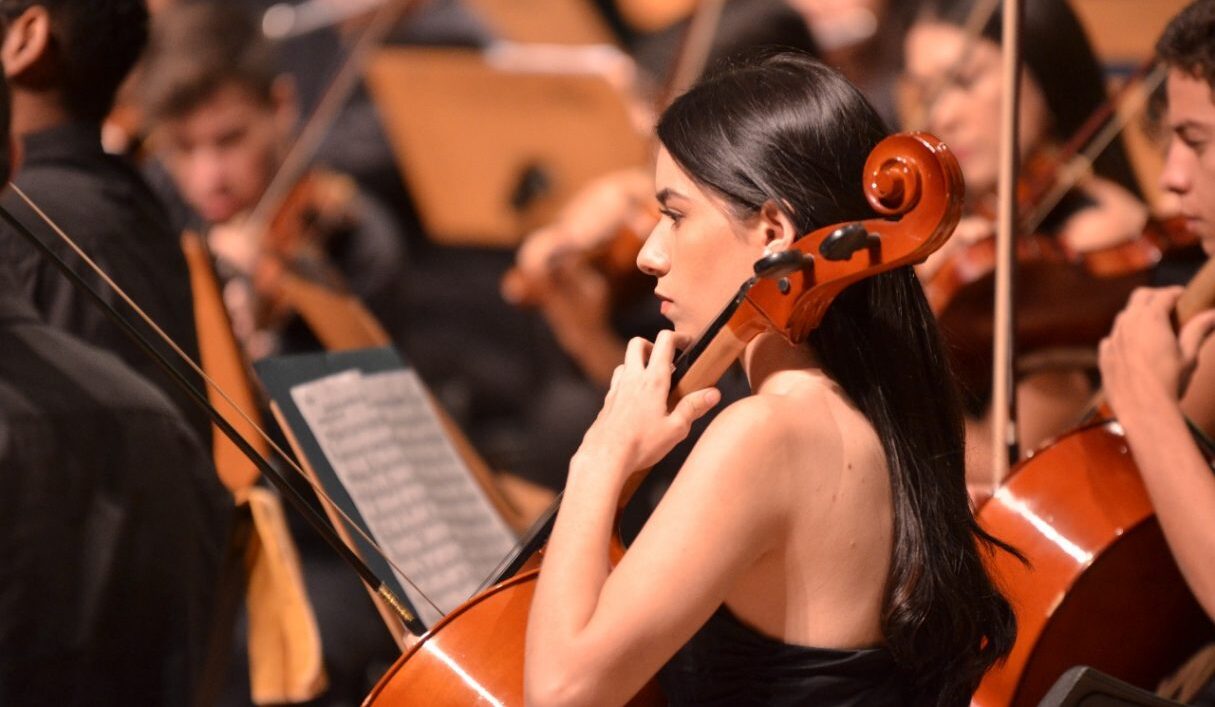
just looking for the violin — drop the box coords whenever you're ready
[500,0,728,318]
[924,144,1202,398]
[238,168,362,351]
[921,59,1203,398]
[361,131,964,705]
[971,255,1215,706]
[926,147,1198,311]
[501,219,653,310]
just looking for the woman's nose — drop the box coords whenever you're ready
[636,226,669,277]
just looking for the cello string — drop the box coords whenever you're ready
[1186,417,1215,461]
[9,183,446,621]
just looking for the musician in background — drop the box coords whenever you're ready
[137,1,409,359]
[136,5,409,703]
[0,67,232,705]
[786,0,921,129]
[1100,1,1215,701]
[0,0,210,444]
[901,0,1152,483]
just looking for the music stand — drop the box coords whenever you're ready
[1038,666,1184,707]
[464,0,615,44]
[365,47,649,247]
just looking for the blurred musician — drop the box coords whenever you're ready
[1101,1,1215,701]
[0,58,232,706]
[137,1,409,359]
[785,0,922,129]
[135,5,411,702]
[901,0,1152,482]
[0,0,210,444]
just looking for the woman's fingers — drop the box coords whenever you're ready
[649,330,679,373]
[669,387,722,433]
[624,335,653,369]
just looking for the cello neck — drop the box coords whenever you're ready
[481,277,766,589]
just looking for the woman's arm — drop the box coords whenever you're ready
[524,333,811,706]
[1100,287,1215,620]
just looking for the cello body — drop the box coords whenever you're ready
[973,418,1215,706]
[362,569,665,706]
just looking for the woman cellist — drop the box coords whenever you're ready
[901,0,1155,482]
[524,51,1016,706]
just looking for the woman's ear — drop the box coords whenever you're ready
[1,6,51,81]
[756,200,798,252]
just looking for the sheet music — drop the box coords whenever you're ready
[291,369,516,627]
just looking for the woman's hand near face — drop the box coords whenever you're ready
[511,168,655,286]
[1063,176,1150,254]
[574,330,722,477]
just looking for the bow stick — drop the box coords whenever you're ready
[1,185,444,637]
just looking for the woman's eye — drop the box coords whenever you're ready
[950,70,977,91]
[659,208,683,225]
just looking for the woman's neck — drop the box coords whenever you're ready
[741,331,825,395]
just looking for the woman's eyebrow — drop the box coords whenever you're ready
[657,188,687,205]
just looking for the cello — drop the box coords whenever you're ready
[362,130,965,705]
[971,256,1215,706]
[965,2,1215,699]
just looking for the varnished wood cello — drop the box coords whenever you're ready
[971,257,1215,706]
[968,1,1215,698]
[362,130,965,705]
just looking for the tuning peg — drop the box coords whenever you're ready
[819,222,877,261]
[753,249,812,280]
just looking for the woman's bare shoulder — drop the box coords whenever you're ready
[686,377,852,481]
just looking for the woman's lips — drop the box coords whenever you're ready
[655,292,673,316]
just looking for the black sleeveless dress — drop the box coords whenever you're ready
[657,605,907,706]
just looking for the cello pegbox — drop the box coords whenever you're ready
[818,222,878,262]
[753,249,814,282]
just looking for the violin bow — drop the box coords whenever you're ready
[245,0,426,237]
[262,0,389,41]
[660,0,726,108]
[1021,60,1166,235]
[991,0,1022,485]
[0,185,443,638]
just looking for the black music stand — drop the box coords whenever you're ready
[1038,666,1184,707]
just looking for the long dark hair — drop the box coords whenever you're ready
[657,51,1017,706]
[915,0,1143,200]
